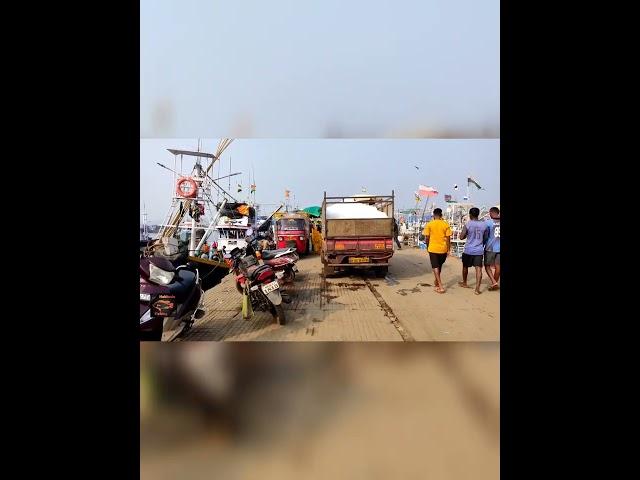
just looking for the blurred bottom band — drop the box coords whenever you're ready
[141,342,499,480]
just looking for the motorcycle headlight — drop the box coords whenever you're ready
[149,263,175,285]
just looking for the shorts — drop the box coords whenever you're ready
[484,251,500,266]
[429,252,447,269]
[462,253,483,267]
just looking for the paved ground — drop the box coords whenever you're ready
[180,248,499,341]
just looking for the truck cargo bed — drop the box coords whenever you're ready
[325,218,393,238]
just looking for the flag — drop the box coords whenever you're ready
[444,194,452,202]
[414,192,421,202]
[467,177,482,190]
[237,183,242,193]
[285,189,290,199]
[418,185,438,197]
[250,184,256,193]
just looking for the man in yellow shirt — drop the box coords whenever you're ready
[423,208,452,293]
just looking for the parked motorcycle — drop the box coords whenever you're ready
[233,236,299,291]
[139,256,206,341]
[259,242,300,283]
[229,243,287,325]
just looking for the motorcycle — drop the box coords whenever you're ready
[229,242,287,325]
[253,238,299,283]
[234,236,299,292]
[139,256,206,341]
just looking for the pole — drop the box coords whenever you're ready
[195,199,227,252]
[417,196,430,238]
[189,217,197,255]
[467,176,470,204]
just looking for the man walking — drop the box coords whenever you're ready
[459,207,489,295]
[484,206,500,290]
[423,208,452,293]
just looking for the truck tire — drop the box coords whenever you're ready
[322,265,334,278]
[374,266,388,278]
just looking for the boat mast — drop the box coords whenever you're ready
[141,202,149,239]
[188,140,201,256]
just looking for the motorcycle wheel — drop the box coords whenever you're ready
[271,304,287,325]
[140,329,162,341]
[284,268,295,283]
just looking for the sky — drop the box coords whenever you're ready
[140,139,499,224]
[140,0,499,137]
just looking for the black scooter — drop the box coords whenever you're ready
[139,257,206,341]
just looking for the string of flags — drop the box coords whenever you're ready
[237,183,257,194]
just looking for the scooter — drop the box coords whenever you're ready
[139,256,205,341]
[229,244,287,325]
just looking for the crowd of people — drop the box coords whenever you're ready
[422,206,500,295]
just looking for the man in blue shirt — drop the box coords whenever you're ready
[484,206,500,291]
[459,207,489,295]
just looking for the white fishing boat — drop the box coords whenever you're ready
[214,215,252,253]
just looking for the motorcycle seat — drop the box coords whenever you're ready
[167,269,196,301]
[261,248,295,260]
[249,264,273,280]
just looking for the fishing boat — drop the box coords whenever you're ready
[145,142,239,291]
[214,215,252,253]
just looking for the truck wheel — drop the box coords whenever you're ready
[374,266,388,278]
[272,304,287,325]
[323,265,334,278]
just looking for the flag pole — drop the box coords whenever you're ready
[467,175,470,204]
[418,196,430,239]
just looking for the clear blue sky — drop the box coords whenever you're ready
[140,139,499,224]
[141,0,499,137]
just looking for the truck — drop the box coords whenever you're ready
[321,191,395,277]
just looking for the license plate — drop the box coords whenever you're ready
[151,294,176,317]
[374,243,385,249]
[261,280,280,294]
[348,257,370,264]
